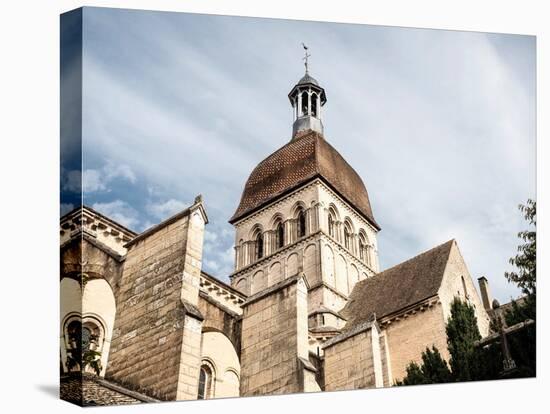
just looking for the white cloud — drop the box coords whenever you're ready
[63,170,82,193]
[105,162,136,184]
[83,169,106,192]
[146,199,188,220]
[204,229,218,243]
[91,200,140,230]
[79,10,535,300]
[60,203,74,216]
[81,160,137,194]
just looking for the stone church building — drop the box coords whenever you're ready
[60,69,494,405]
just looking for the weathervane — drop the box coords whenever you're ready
[301,43,311,74]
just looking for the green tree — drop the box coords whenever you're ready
[446,297,482,381]
[504,199,536,323]
[396,346,452,385]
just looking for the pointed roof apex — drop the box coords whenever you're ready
[341,239,456,328]
[297,73,319,86]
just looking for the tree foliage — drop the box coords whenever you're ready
[446,298,482,381]
[396,346,452,386]
[397,200,537,386]
[398,299,482,385]
[505,199,536,322]
[505,199,536,296]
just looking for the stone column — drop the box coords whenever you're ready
[284,220,293,245]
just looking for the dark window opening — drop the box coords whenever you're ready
[311,94,318,117]
[198,365,212,399]
[297,210,306,238]
[256,233,264,260]
[301,91,309,116]
[277,222,284,249]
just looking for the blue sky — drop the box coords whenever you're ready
[61,7,535,302]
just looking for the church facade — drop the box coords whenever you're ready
[60,68,493,405]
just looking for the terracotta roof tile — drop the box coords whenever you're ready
[230,130,379,228]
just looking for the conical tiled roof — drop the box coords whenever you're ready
[229,130,379,229]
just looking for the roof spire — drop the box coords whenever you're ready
[302,42,310,74]
[288,45,327,139]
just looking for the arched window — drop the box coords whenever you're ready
[301,91,309,116]
[297,210,306,238]
[256,232,264,260]
[311,93,318,117]
[198,364,213,400]
[276,222,284,249]
[359,235,366,262]
[344,226,351,250]
[358,232,370,265]
[328,214,335,238]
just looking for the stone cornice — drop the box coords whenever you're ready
[378,296,441,326]
[323,319,380,349]
[230,230,322,279]
[231,178,380,232]
[125,199,206,248]
[242,273,307,307]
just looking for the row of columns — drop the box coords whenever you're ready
[294,88,321,120]
[235,205,321,270]
[319,206,375,268]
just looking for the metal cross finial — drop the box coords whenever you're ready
[302,43,311,74]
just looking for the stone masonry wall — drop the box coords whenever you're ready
[106,206,206,401]
[324,327,380,391]
[438,241,491,337]
[384,303,448,383]
[240,275,314,396]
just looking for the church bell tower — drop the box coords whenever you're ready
[231,46,381,395]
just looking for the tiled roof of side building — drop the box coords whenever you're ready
[341,239,455,332]
[230,130,379,229]
[61,374,159,406]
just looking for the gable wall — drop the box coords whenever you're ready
[383,302,448,383]
[438,242,491,337]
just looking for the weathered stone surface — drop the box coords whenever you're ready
[240,275,317,396]
[106,204,206,401]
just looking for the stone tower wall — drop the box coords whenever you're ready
[240,275,319,396]
[231,181,377,317]
[106,205,206,401]
[323,324,384,391]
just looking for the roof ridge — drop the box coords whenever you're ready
[342,239,456,325]
[376,239,455,277]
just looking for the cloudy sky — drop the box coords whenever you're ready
[61,7,535,302]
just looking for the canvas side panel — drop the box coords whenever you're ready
[59,7,83,407]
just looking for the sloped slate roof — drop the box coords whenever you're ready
[230,130,379,229]
[341,240,455,331]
